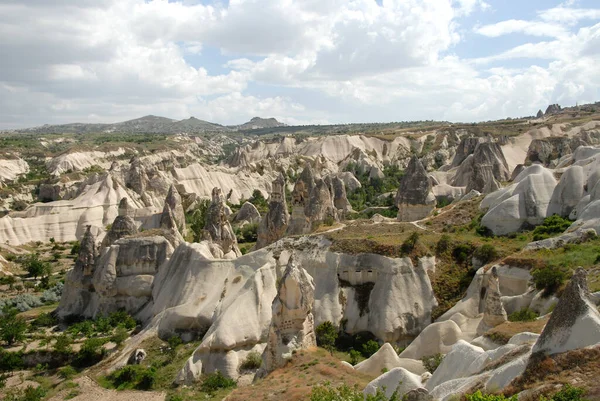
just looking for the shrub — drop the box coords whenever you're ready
[108,310,137,330]
[531,267,566,295]
[508,308,539,322]
[40,282,63,303]
[240,351,262,370]
[421,353,444,373]
[533,215,572,241]
[315,321,338,350]
[73,337,107,367]
[0,307,27,345]
[70,241,80,255]
[540,384,588,401]
[361,340,380,358]
[0,350,24,372]
[349,349,361,365]
[436,235,452,255]
[200,371,236,394]
[108,365,157,390]
[188,199,211,242]
[68,320,94,338]
[22,254,51,280]
[31,312,56,329]
[111,327,129,346]
[310,383,398,401]
[465,391,517,401]
[11,200,28,211]
[238,223,258,243]
[3,385,47,401]
[452,243,475,266]
[474,244,499,265]
[58,366,77,380]
[401,232,420,255]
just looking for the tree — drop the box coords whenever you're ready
[23,254,51,280]
[0,307,27,345]
[188,199,211,242]
[315,321,338,351]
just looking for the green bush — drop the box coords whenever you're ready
[240,351,262,370]
[3,385,47,401]
[238,223,258,243]
[464,391,517,401]
[531,267,566,295]
[58,366,77,380]
[30,312,57,329]
[53,334,74,354]
[361,340,380,358]
[474,244,499,265]
[452,243,475,266]
[533,215,572,241]
[310,383,398,401]
[188,199,211,242]
[22,254,51,280]
[73,338,107,367]
[70,241,80,255]
[0,350,24,372]
[349,349,361,365]
[508,308,539,322]
[315,321,338,350]
[421,353,444,373]
[108,365,157,390]
[540,384,588,401]
[108,310,137,330]
[436,234,452,255]
[401,232,420,255]
[0,307,27,345]
[110,327,129,346]
[200,371,236,394]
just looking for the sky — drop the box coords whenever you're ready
[0,0,599,129]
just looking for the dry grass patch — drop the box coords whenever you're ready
[484,318,548,345]
[225,347,372,401]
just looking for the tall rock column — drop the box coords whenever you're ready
[204,187,241,257]
[256,174,290,249]
[265,255,317,372]
[287,165,315,235]
[482,267,508,329]
[101,198,137,248]
[395,156,436,221]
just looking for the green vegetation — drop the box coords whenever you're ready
[200,371,236,394]
[310,383,398,401]
[360,340,380,358]
[464,391,517,401]
[188,198,211,242]
[316,321,338,351]
[400,231,420,255]
[508,308,539,322]
[531,267,567,295]
[540,385,588,401]
[532,215,573,241]
[345,163,404,211]
[2,385,47,401]
[0,307,28,345]
[239,351,262,370]
[473,244,499,265]
[421,353,444,373]
[107,365,157,390]
[236,223,258,243]
[23,253,51,280]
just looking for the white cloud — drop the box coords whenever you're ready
[538,7,600,25]
[474,19,569,38]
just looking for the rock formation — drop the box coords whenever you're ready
[532,268,600,355]
[101,198,137,248]
[256,174,289,249]
[203,187,241,257]
[163,184,186,234]
[395,156,436,221]
[451,137,483,168]
[545,103,561,115]
[232,201,261,226]
[482,267,508,328]
[354,343,426,376]
[265,255,317,372]
[330,175,352,213]
[547,165,585,217]
[287,166,316,235]
[364,367,424,400]
[480,164,557,235]
[453,142,510,194]
[56,226,97,319]
[304,178,337,229]
[536,109,544,118]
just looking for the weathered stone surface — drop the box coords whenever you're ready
[451,137,483,168]
[265,255,316,371]
[482,267,508,328]
[76,225,97,275]
[128,349,147,365]
[509,164,525,182]
[364,367,424,400]
[204,187,241,257]
[526,137,576,167]
[256,174,289,249]
[355,343,426,376]
[163,184,185,233]
[396,156,436,221]
[545,104,561,115]
[291,165,315,207]
[536,109,544,118]
[232,201,261,225]
[533,268,600,355]
[38,183,63,202]
[102,198,137,248]
[404,388,433,401]
[304,178,337,228]
[548,165,585,217]
[331,176,352,213]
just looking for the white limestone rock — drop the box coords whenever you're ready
[364,367,423,400]
[425,340,485,390]
[399,320,462,360]
[355,343,426,376]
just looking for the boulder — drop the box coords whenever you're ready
[453,142,510,194]
[526,138,573,167]
[265,255,316,371]
[396,156,436,221]
[256,175,289,249]
[532,268,600,355]
[404,388,433,401]
[232,202,261,226]
[364,367,423,400]
[399,320,462,360]
[510,164,525,182]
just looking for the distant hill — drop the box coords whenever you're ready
[233,117,287,130]
[15,115,231,134]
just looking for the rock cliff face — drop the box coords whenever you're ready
[451,137,483,168]
[532,268,600,355]
[287,166,316,235]
[545,103,561,115]
[526,137,576,167]
[331,175,352,213]
[203,187,241,258]
[396,156,436,221]
[256,175,289,249]
[453,142,510,194]
[265,255,316,372]
[304,178,337,229]
[101,198,137,248]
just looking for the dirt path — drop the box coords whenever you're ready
[48,376,166,401]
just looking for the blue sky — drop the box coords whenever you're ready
[0,0,599,128]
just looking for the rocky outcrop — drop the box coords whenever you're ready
[451,137,483,168]
[480,164,557,235]
[482,267,508,328]
[453,142,510,194]
[256,175,289,249]
[532,268,600,355]
[364,367,424,400]
[547,165,585,217]
[163,184,185,234]
[526,137,575,167]
[232,202,261,226]
[545,104,561,115]
[536,110,544,118]
[38,183,64,202]
[354,343,426,376]
[331,176,352,213]
[396,156,436,221]
[265,255,317,372]
[287,166,316,235]
[101,198,137,248]
[304,178,337,228]
[204,187,241,257]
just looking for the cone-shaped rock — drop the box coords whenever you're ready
[102,198,137,248]
[163,184,186,234]
[256,174,289,249]
[204,187,240,256]
[482,267,508,328]
[395,156,436,221]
